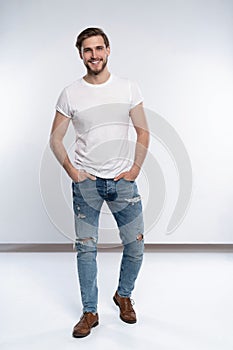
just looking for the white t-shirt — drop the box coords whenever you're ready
[56,74,143,178]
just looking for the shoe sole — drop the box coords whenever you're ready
[113,296,137,324]
[72,321,99,338]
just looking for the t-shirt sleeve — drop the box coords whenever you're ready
[55,88,72,118]
[129,80,143,109]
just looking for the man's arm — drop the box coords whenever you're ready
[50,111,95,182]
[114,102,150,181]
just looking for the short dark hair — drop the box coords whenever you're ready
[76,27,110,53]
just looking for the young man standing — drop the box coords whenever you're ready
[50,27,149,338]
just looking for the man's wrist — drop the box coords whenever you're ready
[130,164,140,175]
[64,163,77,179]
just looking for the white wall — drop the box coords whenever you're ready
[1,0,233,243]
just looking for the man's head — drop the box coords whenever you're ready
[76,28,110,76]
[76,27,110,54]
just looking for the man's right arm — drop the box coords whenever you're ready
[50,111,80,182]
[50,111,96,182]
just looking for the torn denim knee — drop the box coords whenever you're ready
[74,236,97,252]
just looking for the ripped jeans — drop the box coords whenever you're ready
[72,177,144,313]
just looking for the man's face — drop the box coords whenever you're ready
[80,35,110,75]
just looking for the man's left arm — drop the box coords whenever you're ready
[114,102,150,181]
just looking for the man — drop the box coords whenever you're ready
[50,27,149,338]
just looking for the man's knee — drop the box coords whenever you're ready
[124,235,144,260]
[76,237,97,257]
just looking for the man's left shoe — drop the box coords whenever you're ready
[113,291,137,324]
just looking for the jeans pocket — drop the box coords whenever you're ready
[121,178,135,184]
[74,177,90,185]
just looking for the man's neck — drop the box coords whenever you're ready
[83,69,111,85]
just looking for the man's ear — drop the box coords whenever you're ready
[106,46,110,56]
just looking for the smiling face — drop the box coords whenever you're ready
[80,35,110,76]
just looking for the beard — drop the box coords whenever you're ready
[85,56,108,76]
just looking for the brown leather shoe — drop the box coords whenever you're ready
[113,291,137,324]
[72,312,99,338]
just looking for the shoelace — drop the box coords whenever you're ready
[121,297,135,311]
[80,313,96,327]
[130,298,135,306]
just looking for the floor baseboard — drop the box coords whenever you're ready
[0,243,233,252]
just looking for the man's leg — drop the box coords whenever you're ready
[113,237,144,324]
[107,179,144,323]
[72,179,103,337]
[117,234,144,298]
[76,238,98,313]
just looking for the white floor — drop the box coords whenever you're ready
[1,251,233,350]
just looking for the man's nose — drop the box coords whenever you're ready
[91,49,97,58]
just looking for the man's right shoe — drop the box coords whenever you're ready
[72,312,99,338]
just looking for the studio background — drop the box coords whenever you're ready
[1,0,233,245]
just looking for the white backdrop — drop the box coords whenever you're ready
[1,0,233,244]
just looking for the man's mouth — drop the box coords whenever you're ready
[89,60,101,65]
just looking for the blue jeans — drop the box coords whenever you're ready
[72,177,144,313]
